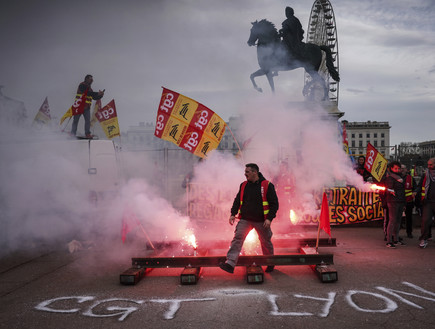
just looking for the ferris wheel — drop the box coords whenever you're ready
[304,0,339,103]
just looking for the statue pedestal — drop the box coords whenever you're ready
[287,100,344,120]
[318,100,344,120]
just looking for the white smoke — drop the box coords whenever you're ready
[0,93,368,257]
[0,120,194,257]
[186,94,366,227]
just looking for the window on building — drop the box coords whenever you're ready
[374,133,378,138]
[352,141,355,147]
[374,140,378,147]
[359,141,363,147]
[351,133,355,138]
[381,140,385,147]
[381,133,385,138]
[359,133,362,138]
[367,133,370,138]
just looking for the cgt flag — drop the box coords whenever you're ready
[364,142,388,182]
[90,99,102,128]
[154,87,226,158]
[33,97,51,126]
[95,99,120,139]
[60,89,88,125]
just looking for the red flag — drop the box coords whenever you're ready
[72,89,88,116]
[342,122,349,154]
[60,89,89,124]
[121,207,140,243]
[319,192,331,237]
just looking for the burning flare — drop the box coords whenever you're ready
[369,184,386,191]
[242,229,261,255]
[186,233,198,249]
[289,209,298,225]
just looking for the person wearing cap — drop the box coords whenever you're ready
[219,163,279,273]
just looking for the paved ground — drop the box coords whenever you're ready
[1,218,435,329]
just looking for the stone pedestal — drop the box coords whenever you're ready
[287,100,344,120]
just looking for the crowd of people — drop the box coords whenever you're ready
[356,156,435,249]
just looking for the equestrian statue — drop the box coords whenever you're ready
[247,7,340,99]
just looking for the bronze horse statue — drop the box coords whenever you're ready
[247,19,339,98]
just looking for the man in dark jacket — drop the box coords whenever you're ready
[219,163,279,273]
[401,164,417,238]
[385,161,406,248]
[71,74,104,139]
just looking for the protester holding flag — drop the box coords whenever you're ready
[385,161,406,248]
[70,74,104,139]
[219,163,279,274]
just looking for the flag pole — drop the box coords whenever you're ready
[315,218,321,253]
[226,125,243,160]
[60,117,72,133]
[138,223,155,250]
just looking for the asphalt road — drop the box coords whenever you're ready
[1,221,435,329]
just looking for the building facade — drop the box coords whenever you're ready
[419,140,435,159]
[343,120,391,159]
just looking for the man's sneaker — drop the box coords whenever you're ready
[218,262,234,274]
[85,134,94,139]
[265,265,275,273]
[419,240,428,249]
[386,243,396,248]
[394,239,406,246]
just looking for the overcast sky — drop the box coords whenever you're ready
[1,0,434,146]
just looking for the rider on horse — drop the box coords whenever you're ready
[280,7,305,60]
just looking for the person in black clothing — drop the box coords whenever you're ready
[385,161,406,248]
[355,156,371,182]
[414,157,435,248]
[401,164,417,238]
[379,169,390,241]
[71,74,104,138]
[219,163,279,273]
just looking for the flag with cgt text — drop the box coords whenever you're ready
[364,142,388,182]
[154,87,226,158]
[32,97,52,126]
[95,99,120,139]
[60,89,88,125]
